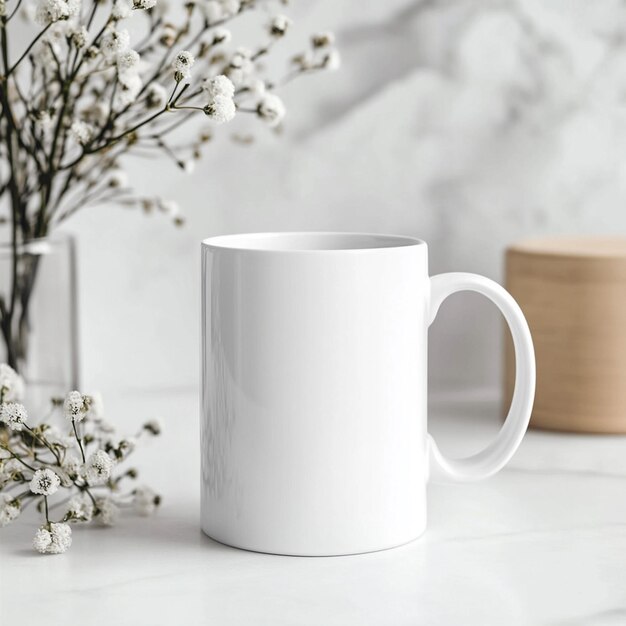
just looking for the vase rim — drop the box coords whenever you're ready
[0,232,74,254]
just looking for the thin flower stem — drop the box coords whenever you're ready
[85,0,99,30]
[6,0,24,22]
[44,495,49,523]
[25,425,61,464]
[6,23,52,77]
[171,105,204,112]
[82,485,98,509]
[0,443,36,471]
[72,420,86,463]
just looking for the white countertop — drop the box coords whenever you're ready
[2,390,626,626]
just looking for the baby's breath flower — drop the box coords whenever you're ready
[173,50,195,81]
[226,47,253,85]
[69,25,88,49]
[159,23,177,47]
[202,0,222,23]
[30,469,61,496]
[211,27,231,45]
[0,403,27,431]
[56,454,81,486]
[116,48,140,71]
[0,459,22,487]
[240,77,265,97]
[230,47,252,69]
[203,95,236,123]
[143,418,162,435]
[34,110,54,135]
[145,83,168,109]
[100,27,131,60]
[108,170,129,188]
[84,45,100,60]
[115,70,142,108]
[0,364,25,402]
[322,49,341,71]
[133,486,160,516]
[202,74,234,99]
[220,0,240,17]
[133,0,156,8]
[269,14,292,38]
[180,159,195,174]
[0,495,21,527]
[106,437,136,461]
[159,199,180,217]
[312,31,334,48]
[66,493,94,522]
[33,522,72,554]
[257,93,285,127]
[69,120,93,145]
[67,0,80,16]
[35,0,72,25]
[64,390,88,422]
[292,50,314,71]
[82,101,109,125]
[82,449,114,486]
[95,496,119,526]
[112,0,132,20]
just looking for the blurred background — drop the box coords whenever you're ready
[64,0,626,401]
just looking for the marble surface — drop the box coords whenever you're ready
[2,390,626,625]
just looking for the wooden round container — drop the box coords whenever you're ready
[505,237,626,433]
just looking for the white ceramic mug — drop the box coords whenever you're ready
[201,233,535,556]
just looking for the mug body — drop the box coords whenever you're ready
[201,233,430,556]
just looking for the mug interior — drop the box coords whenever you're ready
[203,232,424,252]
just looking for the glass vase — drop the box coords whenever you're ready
[0,233,80,410]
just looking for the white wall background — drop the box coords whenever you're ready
[64,0,626,398]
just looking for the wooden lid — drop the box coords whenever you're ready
[508,237,626,260]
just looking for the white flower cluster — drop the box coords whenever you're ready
[257,93,285,128]
[292,31,341,73]
[30,468,61,495]
[112,0,156,20]
[226,46,253,86]
[69,120,93,146]
[174,50,195,82]
[33,522,72,554]
[112,0,132,20]
[95,496,119,526]
[98,27,143,108]
[0,402,27,431]
[0,364,24,402]
[269,14,292,38]
[64,389,89,421]
[133,0,156,9]
[145,83,168,109]
[133,486,160,516]
[0,495,20,527]
[0,375,162,555]
[35,0,80,26]
[83,449,115,486]
[0,459,22,489]
[202,75,236,124]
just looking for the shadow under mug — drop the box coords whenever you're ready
[200,232,535,556]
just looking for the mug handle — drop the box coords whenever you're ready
[427,272,535,481]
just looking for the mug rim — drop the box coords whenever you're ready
[202,232,426,253]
